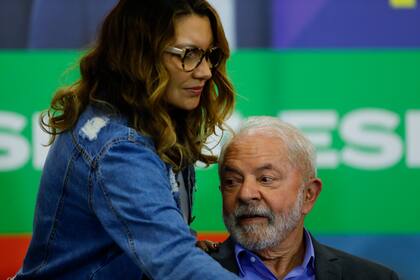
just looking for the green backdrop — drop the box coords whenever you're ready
[1,50,419,236]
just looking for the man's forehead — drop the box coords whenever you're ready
[222,134,290,169]
[227,131,286,154]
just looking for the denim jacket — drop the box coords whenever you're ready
[15,105,238,280]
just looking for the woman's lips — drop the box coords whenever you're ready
[185,86,203,96]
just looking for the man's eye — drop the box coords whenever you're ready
[259,176,274,184]
[222,178,240,188]
[223,179,234,186]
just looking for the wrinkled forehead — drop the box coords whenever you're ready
[224,132,288,161]
[231,128,286,149]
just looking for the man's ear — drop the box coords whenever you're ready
[301,178,322,215]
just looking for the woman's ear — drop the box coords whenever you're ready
[302,178,322,215]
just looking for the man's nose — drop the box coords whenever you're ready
[237,177,261,202]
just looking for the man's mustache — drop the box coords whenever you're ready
[233,203,275,224]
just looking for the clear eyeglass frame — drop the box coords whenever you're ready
[165,46,223,72]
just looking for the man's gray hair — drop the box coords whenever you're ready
[219,116,317,181]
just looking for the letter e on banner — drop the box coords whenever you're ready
[340,109,402,169]
[279,110,339,168]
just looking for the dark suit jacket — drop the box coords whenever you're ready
[210,235,399,280]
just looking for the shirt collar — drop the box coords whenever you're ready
[302,228,316,273]
[233,228,316,277]
[234,242,252,277]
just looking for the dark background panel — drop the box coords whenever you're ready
[0,0,33,48]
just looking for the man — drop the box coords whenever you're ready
[210,116,399,280]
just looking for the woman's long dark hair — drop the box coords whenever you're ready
[41,0,235,171]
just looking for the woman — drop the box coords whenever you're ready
[14,0,238,279]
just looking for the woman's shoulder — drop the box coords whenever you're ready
[73,105,156,155]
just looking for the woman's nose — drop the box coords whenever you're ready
[192,58,212,80]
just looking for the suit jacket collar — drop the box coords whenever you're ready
[210,237,239,274]
[310,233,342,280]
[212,233,343,280]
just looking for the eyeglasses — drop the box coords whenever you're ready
[165,46,224,72]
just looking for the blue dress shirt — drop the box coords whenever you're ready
[234,229,315,280]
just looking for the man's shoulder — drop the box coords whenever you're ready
[211,237,234,257]
[209,237,239,274]
[313,237,399,279]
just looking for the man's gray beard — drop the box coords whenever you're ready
[223,189,304,251]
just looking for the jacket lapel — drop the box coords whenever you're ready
[312,235,342,280]
[210,237,240,275]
